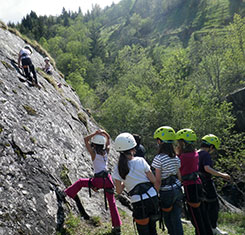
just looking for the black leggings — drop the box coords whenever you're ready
[22,58,37,84]
[184,184,213,235]
[132,196,159,235]
[202,179,219,228]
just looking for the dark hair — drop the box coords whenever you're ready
[91,143,106,156]
[182,144,195,153]
[177,139,195,154]
[182,142,195,153]
[158,141,175,158]
[133,134,141,146]
[200,142,213,149]
[118,151,131,180]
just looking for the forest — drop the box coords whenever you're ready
[10,0,245,208]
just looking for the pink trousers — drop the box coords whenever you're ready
[65,174,122,227]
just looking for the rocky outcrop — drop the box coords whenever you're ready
[0,27,124,235]
[226,87,245,132]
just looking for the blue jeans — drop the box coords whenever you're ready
[160,187,183,235]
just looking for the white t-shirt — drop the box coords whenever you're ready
[151,154,181,191]
[44,62,52,72]
[19,48,31,59]
[112,157,157,203]
[93,153,108,174]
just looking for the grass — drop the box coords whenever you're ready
[65,97,80,111]
[55,209,245,235]
[23,105,37,116]
[77,112,87,128]
[217,212,245,235]
[1,61,14,70]
[0,20,8,30]
[36,68,60,91]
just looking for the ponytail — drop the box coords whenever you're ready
[92,143,106,156]
[118,152,130,180]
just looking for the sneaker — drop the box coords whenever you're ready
[111,226,121,235]
[212,227,228,235]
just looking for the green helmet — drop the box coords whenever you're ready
[154,126,176,143]
[176,128,197,142]
[202,134,221,150]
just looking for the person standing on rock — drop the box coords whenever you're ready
[112,132,159,235]
[18,45,38,86]
[64,129,121,234]
[198,134,230,235]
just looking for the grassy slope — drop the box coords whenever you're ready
[57,209,245,235]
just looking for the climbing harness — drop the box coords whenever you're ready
[198,172,219,203]
[181,172,199,181]
[129,182,153,219]
[129,182,160,234]
[181,171,202,224]
[88,170,114,210]
[159,175,180,230]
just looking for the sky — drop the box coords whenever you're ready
[0,0,121,24]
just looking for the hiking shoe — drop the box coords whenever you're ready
[111,226,121,235]
[212,227,228,235]
[55,187,67,202]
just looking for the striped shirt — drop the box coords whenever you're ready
[152,154,181,191]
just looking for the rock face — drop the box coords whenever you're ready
[0,27,123,235]
[226,87,245,132]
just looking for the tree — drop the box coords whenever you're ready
[189,32,229,99]
[66,71,97,108]
[88,22,106,60]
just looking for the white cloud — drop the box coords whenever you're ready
[0,0,120,24]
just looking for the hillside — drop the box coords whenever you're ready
[13,0,245,56]
[100,0,245,49]
[0,25,127,234]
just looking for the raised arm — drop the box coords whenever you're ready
[84,130,101,161]
[100,129,110,153]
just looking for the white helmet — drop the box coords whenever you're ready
[44,57,50,61]
[115,133,137,152]
[91,134,106,146]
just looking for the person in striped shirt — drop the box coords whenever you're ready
[151,126,183,235]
